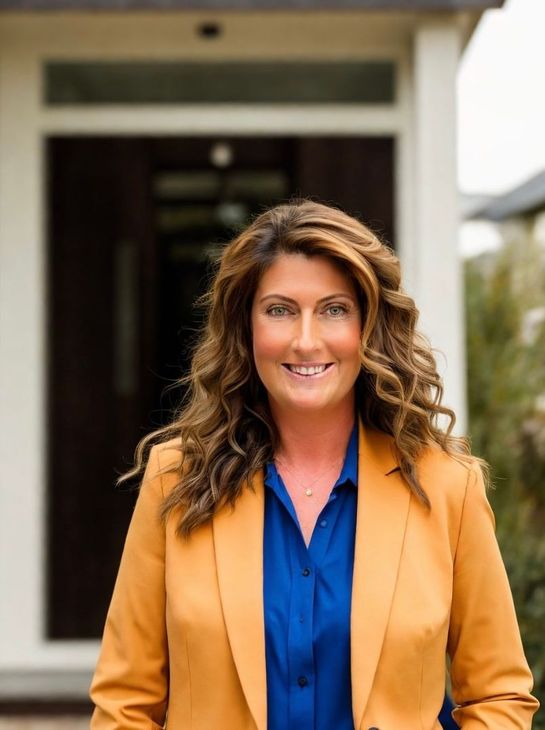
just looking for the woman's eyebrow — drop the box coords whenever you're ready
[258,293,356,304]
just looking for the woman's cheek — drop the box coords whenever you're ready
[253,322,290,361]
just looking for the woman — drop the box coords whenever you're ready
[90,199,539,729]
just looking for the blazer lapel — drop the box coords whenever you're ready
[351,422,411,730]
[212,470,267,730]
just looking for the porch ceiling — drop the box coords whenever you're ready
[0,0,505,10]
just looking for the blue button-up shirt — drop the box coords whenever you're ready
[263,422,358,730]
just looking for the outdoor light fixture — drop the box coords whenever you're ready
[210,141,234,168]
[197,21,223,39]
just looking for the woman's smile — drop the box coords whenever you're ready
[282,362,335,379]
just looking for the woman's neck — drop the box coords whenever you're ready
[271,401,356,469]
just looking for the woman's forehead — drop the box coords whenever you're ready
[254,253,357,297]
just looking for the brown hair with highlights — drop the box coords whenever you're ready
[120,198,488,537]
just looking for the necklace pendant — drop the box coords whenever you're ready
[305,488,313,497]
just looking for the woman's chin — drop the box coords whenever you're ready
[278,395,336,414]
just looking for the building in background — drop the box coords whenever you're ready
[466,168,545,246]
[464,167,545,342]
[0,0,502,720]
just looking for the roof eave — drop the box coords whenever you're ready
[0,0,506,11]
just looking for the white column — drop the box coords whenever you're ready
[0,43,98,673]
[413,22,466,435]
[0,47,47,667]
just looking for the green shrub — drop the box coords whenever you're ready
[465,239,545,725]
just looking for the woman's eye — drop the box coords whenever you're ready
[267,305,290,317]
[326,304,348,317]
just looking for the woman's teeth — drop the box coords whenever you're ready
[287,364,328,376]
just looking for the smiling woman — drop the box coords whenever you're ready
[90,198,539,730]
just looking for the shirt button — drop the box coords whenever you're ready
[319,519,328,528]
[301,567,311,577]
[297,676,308,687]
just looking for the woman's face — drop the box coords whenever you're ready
[251,253,362,416]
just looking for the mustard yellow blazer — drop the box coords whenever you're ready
[89,424,539,729]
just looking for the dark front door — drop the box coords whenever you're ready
[46,135,394,638]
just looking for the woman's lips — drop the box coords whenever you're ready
[281,363,335,379]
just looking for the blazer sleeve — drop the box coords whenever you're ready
[447,463,540,728]
[89,444,169,730]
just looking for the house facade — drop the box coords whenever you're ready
[0,0,502,715]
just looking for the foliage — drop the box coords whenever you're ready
[465,233,545,726]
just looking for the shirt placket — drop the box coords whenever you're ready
[287,530,316,728]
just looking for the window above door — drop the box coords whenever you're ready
[44,60,395,105]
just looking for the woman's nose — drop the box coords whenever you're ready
[292,312,320,352]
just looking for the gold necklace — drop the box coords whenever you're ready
[274,457,343,497]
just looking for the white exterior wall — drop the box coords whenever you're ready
[0,10,466,685]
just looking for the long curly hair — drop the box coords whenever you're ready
[121,198,487,538]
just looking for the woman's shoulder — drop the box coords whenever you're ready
[151,436,183,466]
[416,441,485,510]
[368,425,482,510]
[145,437,184,496]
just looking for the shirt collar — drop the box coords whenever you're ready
[336,419,358,488]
